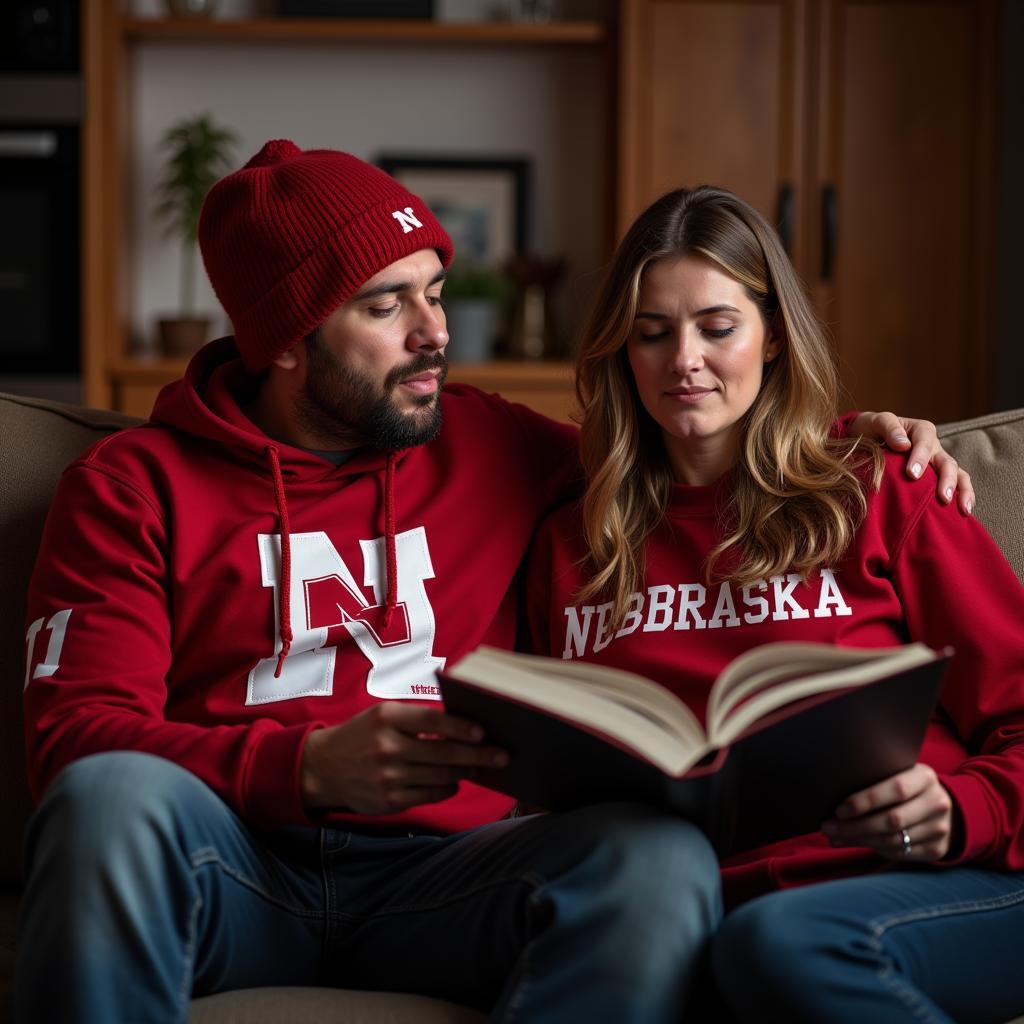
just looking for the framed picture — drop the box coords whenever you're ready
[377,155,529,267]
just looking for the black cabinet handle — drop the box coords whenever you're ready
[776,183,794,255]
[821,184,838,281]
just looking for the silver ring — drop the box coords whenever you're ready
[900,828,913,857]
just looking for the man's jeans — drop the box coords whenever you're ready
[712,865,1024,1023]
[15,751,722,1024]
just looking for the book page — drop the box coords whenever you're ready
[710,645,898,723]
[515,656,696,725]
[466,647,699,730]
[707,642,938,744]
[446,648,707,774]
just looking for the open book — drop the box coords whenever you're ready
[440,642,951,856]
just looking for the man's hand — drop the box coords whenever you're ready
[851,411,975,515]
[821,763,957,862]
[300,703,508,815]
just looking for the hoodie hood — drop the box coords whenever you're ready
[151,335,406,676]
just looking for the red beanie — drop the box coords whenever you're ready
[198,140,454,371]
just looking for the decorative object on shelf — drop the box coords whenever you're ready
[506,0,557,21]
[277,1,434,16]
[378,154,528,270]
[442,262,515,363]
[153,113,237,357]
[164,0,219,17]
[504,254,564,360]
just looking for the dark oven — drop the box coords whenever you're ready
[0,123,79,375]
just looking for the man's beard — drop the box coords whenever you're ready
[295,332,448,451]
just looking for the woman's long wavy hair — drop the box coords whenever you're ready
[575,185,883,625]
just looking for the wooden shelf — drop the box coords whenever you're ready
[109,357,577,422]
[121,17,606,46]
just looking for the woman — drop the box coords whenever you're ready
[525,186,1024,1022]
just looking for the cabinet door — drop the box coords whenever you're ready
[618,0,810,275]
[812,0,997,421]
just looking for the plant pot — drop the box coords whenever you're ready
[158,318,211,358]
[444,300,500,364]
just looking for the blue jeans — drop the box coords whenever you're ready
[15,752,722,1024]
[712,866,1024,1023]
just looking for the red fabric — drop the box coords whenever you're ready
[23,340,580,832]
[198,141,454,371]
[525,454,1024,907]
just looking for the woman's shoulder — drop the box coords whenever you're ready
[854,446,968,559]
[871,447,943,512]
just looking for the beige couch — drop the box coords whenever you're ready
[2,392,1022,1023]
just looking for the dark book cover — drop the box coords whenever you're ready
[440,655,949,857]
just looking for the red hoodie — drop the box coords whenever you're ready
[23,339,579,832]
[525,453,1024,907]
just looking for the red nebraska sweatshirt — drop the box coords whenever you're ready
[23,338,579,833]
[525,453,1024,906]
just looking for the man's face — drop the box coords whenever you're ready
[295,249,449,451]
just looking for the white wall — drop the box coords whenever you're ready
[127,2,611,357]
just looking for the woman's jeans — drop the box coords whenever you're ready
[15,751,722,1024]
[713,865,1024,1023]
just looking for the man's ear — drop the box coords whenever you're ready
[271,344,301,371]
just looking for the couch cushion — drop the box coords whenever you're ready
[937,407,1024,584]
[0,394,141,887]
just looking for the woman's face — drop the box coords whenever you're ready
[626,253,782,485]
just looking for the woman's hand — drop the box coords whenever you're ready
[850,411,975,515]
[821,763,958,862]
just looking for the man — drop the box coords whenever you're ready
[16,140,969,1022]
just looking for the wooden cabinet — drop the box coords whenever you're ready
[618,0,809,264]
[813,1,997,422]
[618,0,997,422]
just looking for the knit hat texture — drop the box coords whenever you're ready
[198,139,454,371]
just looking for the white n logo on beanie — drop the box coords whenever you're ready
[391,206,424,234]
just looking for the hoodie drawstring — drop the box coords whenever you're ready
[266,445,293,678]
[382,451,398,630]
[266,445,399,678]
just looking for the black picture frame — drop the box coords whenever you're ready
[377,155,529,267]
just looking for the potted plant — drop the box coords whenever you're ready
[442,262,515,363]
[153,113,237,357]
